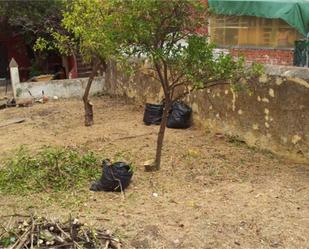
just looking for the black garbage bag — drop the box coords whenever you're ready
[90,159,133,192]
[143,103,163,125]
[167,101,192,129]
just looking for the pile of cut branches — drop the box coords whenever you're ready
[0,146,101,194]
[0,215,121,249]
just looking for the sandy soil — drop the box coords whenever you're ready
[0,97,308,249]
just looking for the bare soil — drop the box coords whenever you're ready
[0,97,308,249]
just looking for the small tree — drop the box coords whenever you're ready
[115,0,257,170]
[60,0,124,126]
[1,0,99,125]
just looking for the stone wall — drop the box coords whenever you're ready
[15,77,104,99]
[105,63,309,162]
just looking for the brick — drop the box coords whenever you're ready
[229,48,293,65]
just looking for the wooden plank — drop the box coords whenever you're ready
[0,118,25,128]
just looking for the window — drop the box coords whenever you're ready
[210,15,303,49]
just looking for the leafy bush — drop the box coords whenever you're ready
[0,146,101,194]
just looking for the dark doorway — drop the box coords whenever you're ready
[0,42,9,79]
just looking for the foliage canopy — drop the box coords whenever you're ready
[0,0,66,51]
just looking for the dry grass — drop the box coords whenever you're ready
[0,96,308,249]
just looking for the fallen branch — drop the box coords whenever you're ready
[0,215,122,249]
[113,132,156,142]
[104,240,110,249]
[12,226,31,249]
[0,214,31,219]
[54,223,82,249]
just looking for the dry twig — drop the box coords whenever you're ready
[0,215,121,249]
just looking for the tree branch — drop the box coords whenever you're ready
[162,59,169,92]
[173,85,196,102]
[170,73,186,89]
[200,80,229,89]
[154,61,168,97]
[83,57,101,102]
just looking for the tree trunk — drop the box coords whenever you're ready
[154,98,172,170]
[83,60,101,126]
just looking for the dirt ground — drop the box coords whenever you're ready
[0,96,308,249]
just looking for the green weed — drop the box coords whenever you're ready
[0,146,101,194]
[226,135,247,147]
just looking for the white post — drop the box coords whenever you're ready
[9,58,20,99]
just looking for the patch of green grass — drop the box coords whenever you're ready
[0,146,101,194]
[182,148,200,159]
[0,233,16,247]
[226,135,247,147]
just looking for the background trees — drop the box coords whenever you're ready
[0,0,65,48]
[0,0,68,77]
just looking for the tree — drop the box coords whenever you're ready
[1,0,126,126]
[0,0,122,126]
[60,0,125,126]
[114,0,259,170]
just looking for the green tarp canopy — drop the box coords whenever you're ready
[208,0,309,37]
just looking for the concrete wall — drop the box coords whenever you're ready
[105,63,309,162]
[15,77,104,99]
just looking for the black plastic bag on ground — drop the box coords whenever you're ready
[90,159,133,192]
[143,103,163,125]
[167,101,192,129]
